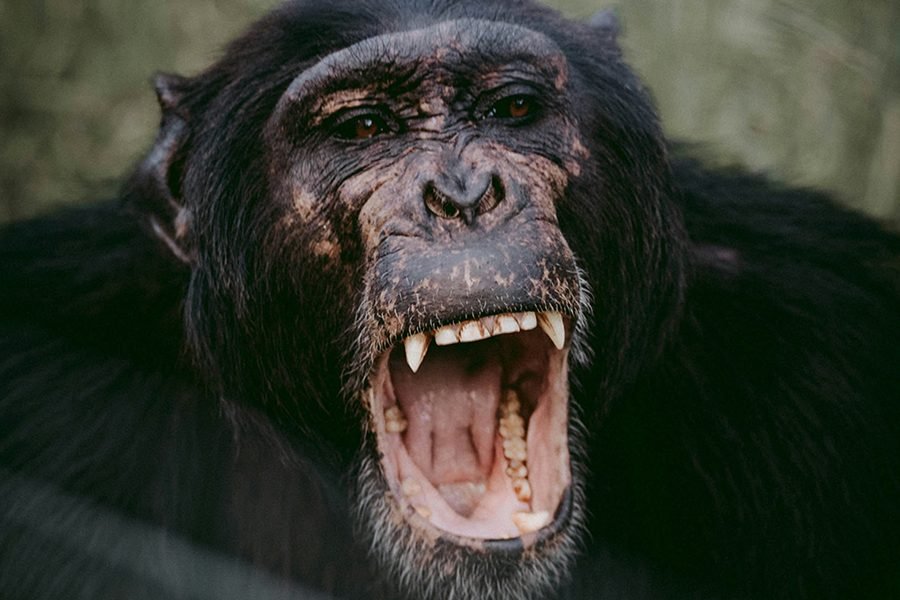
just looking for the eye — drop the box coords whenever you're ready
[334,113,389,140]
[486,95,538,121]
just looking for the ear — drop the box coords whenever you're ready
[124,72,195,264]
[588,9,621,45]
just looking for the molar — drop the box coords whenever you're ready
[384,405,408,433]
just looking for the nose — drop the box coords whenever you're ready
[423,172,503,225]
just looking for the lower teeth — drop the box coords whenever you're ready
[512,510,550,534]
[499,389,532,503]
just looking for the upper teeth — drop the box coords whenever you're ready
[403,311,566,373]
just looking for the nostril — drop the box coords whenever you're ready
[423,175,504,222]
[424,183,458,220]
[441,199,460,219]
[477,175,504,216]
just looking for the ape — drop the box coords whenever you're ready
[1,0,899,599]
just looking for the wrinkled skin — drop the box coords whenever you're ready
[265,20,587,359]
[1,1,899,599]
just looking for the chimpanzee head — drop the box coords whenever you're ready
[126,1,686,598]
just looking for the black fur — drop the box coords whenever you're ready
[2,1,899,598]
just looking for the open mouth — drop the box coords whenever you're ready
[368,310,571,543]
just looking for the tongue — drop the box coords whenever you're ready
[390,342,502,488]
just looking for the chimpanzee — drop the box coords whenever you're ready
[1,1,898,599]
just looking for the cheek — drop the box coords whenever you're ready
[264,178,345,266]
[288,184,319,222]
[350,153,439,250]
[565,135,591,177]
[276,159,410,271]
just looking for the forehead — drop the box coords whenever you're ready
[281,18,568,103]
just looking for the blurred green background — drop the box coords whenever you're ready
[1,0,898,224]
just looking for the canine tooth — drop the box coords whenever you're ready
[459,320,489,343]
[512,478,532,502]
[495,314,520,335]
[512,510,550,534]
[401,477,422,496]
[414,505,432,519]
[538,311,565,350]
[404,332,431,373]
[434,325,459,346]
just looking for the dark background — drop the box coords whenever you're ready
[1,0,898,224]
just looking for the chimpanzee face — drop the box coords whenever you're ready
[262,19,591,598]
